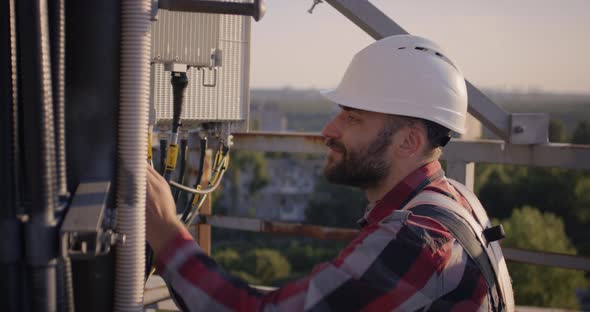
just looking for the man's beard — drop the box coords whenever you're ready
[323,126,394,189]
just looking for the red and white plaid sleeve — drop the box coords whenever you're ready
[156,210,488,311]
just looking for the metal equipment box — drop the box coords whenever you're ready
[150,4,251,128]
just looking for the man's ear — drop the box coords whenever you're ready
[394,126,425,158]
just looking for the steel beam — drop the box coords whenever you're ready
[465,82,511,141]
[232,132,590,170]
[323,0,407,39]
[446,161,475,191]
[442,139,590,170]
[324,0,548,143]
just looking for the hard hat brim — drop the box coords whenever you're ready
[320,88,466,134]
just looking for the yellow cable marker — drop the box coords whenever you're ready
[147,132,153,161]
[165,144,179,170]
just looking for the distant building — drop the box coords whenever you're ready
[217,157,323,222]
[249,101,288,132]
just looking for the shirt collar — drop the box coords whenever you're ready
[358,161,445,228]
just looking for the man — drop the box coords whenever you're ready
[146,35,513,311]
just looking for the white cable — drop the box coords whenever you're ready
[169,164,227,195]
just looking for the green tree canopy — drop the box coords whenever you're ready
[499,206,587,309]
[572,121,590,145]
[548,119,566,143]
[574,177,590,223]
[305,177,366,228]
[241,248,291,285]
[212,248,240,268]
[477,165,577,220]
[212,247,292,286]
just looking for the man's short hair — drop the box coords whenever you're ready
[385,115,451,157]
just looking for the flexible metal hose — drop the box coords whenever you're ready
[49,1,73,310]
[114,0,151,310]
[56,257,74,312]
[49,0,67,199]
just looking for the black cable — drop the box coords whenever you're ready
[183,137,207,220]
[173,138,188,203]
[159,139,167,174]
[163,71,188,181]
[171,72,188,134]
[181,143,229,224]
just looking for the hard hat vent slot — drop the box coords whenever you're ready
[414,46,443,58]
[398,47,406,50]
[413,46,458,71]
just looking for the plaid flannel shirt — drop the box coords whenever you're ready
[156,161,491,311]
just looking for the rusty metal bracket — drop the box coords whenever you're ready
[59,181,125,259]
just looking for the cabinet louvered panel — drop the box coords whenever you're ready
[150,1,250,126]
[151,10,219,66]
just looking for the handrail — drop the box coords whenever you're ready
[231,132,590,170]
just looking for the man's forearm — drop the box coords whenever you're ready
[148,220,186,258]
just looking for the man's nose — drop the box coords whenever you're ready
[321,116,342,140]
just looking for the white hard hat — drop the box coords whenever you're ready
[321,35,468,134]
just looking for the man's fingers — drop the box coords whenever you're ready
[147,164,158,177]
[146,164,166,186]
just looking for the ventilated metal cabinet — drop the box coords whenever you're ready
[150,2,251,129]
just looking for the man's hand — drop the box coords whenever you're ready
[146,165,185,257]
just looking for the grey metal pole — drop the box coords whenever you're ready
[17,0,59,310]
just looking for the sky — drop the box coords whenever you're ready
[249,0,590,94]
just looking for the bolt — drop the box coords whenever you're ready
[308,0,323,14]
[227,134,234,148]
[101,229,126,246]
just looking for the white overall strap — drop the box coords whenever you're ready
[447,180,515,312]
[402,190,514,311]
[402,190,488,248]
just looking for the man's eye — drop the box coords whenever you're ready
[346,114,356,122]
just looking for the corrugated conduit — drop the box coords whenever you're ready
[114,0,151,310]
